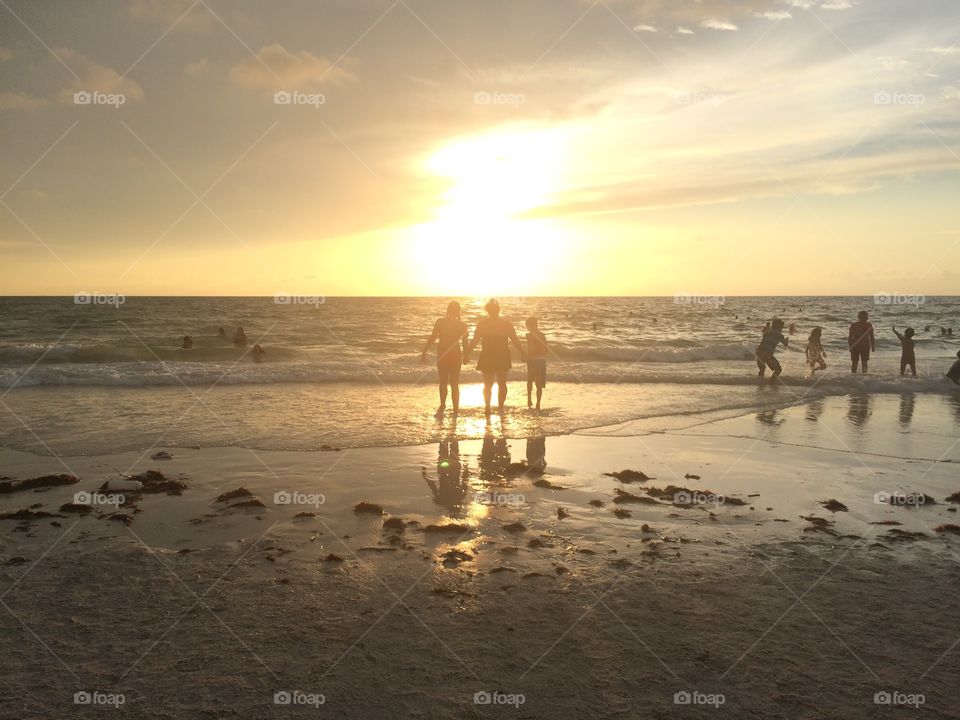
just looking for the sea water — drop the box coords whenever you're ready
[0,296,958,455]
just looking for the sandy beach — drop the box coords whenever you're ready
[3,394,960,718]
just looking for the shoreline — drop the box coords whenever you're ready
[4,394,960,718]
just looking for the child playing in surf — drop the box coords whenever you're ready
[805,327,826,376]
[947,351,960,385]
[525,317,548,410]
[892,326,917,377]
[755,318,789,382]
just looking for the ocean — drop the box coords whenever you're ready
[1,296,958,455]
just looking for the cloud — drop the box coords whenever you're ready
[54,48,144,102]
[0,47,13,61]
[632,24,658,33]
[754,11,792,20]
[129,0,213,33]
[820,0,853,9]
[228,44,355,91]
[0,90,49,111]
[675,26,695,35]
[927,46,960,56]
[701,19,738,30]
[943,86,960,101]
[876,56,909,71]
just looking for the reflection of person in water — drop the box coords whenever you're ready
[526,436,546,473]
[846,394,872,428]
[898,393,916,426]
[478,433,511,480]
[422,439,468,516]
[805,399,824,423]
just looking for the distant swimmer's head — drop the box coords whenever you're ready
[182,335,193,348]
[218,327,225,336]
[485,298,501,318]
[857,311,869,321]
[446,301,461,319]
[525,316,539,331]
[770,318,785,330]
[905,327,915,338]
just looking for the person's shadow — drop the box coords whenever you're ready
[422,438,469,517]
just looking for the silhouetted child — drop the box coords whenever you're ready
[525,317,548,410]
[756,318,789,382]
[756,322,771,376]
[892,326,916,377]
[805,327,826,376]
[947,351,960,385]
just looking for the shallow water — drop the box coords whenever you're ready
[1,296,958,455]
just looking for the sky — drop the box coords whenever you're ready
[1,0,958,297]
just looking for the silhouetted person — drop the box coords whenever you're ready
[892,326,916,377]
[755,318,788,382]
[805,327,826,376]
[181,335,193,349]
[252,343,265,363]
[848,311,874,374]
[218,327,226,337]
[525,317,548,410]
[421,301,469,416]
[468,299,526,416]
[947,351,960,385]
[756,322,771,376]
[233,327,247,346]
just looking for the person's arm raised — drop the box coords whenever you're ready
[467,321,482,353]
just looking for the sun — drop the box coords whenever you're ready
[406,126,577,296]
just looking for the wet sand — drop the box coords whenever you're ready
[2,394,960,718]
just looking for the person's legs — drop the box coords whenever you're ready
[437,368,449,412]
[909,361,917,378]
[496,370,508,411]
[861,350,869,374]
[850,350,859,373]
[527,377,533,407]
[482,371,494,414]
[768,356,783,382]
[900,359,906,376]
[536,384,543,410]
[449,365,461,413]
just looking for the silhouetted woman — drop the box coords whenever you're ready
[420,301,469,416]
[468,299,526,416]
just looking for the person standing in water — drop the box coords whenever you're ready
[468,299,526,416]
[848,311,875,374]
[755,318,789,382]
[421,301,470,416]
[805,327,827,376]
[892,326,917,377]
[525,317,548,410]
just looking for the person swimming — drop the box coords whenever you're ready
[232,327,247,346]
[181,335,193,349]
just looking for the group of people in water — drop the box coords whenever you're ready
[755,310,960,384]
[178,326,265,362]
[420,299,549,417]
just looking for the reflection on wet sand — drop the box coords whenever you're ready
[526,436,546,473]
[756,409,784,427]
[846,394,872,429]
[422,438,469,517]
[479,434,511,481]
[898,393,915,427]
[805,399,824,423]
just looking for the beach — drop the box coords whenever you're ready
[3,393,960,718]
